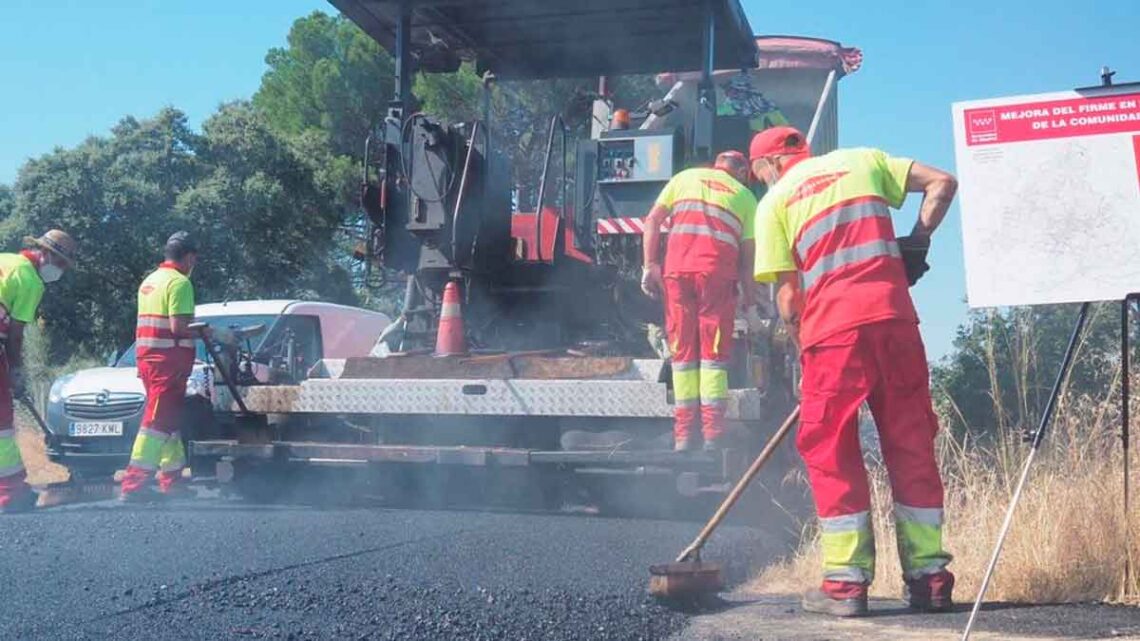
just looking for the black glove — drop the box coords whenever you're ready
[896,234,931,286]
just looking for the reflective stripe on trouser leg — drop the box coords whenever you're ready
[665,275,701,441]
[820,510,875,584]
[122,428,170,493]
[0,427,28,506]
[0,427,24,480]
[895,503,951,579]
[696,273,736,440]
[699,360,728,440]
[672,362,700,441]
[157,432,186,492]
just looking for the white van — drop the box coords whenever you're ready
[45,300,390,478]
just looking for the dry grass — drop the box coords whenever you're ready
[752,395,1140,604]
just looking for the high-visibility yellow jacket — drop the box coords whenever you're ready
[136,262,195,363]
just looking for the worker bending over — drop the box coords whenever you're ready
[121,232,204,502]
[0,230,76,514]
[642,151,757,451]
[750,127,957,616]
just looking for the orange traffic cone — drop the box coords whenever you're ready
[435,280,467,356]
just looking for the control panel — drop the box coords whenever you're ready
[596,132,677,184]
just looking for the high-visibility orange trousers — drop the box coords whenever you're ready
[664,273,736,442]
[798,319,952,598]
[121,358,190,495]
[0,351,31,509]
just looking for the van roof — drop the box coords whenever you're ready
[196,300,386,318]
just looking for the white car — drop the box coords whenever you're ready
[45,300,390,479]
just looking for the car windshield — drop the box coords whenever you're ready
[115,314,280,367]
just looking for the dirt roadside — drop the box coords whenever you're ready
[15,416,69,485]
[671,593,1140,641]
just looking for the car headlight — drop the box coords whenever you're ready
[48,377,69,404]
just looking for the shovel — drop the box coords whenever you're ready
[649,405,800,601]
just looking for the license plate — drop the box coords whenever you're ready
[69,421,124,437]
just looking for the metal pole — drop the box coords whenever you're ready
[693,0,716,162]
[1125,296,1134,592]
[391,2,412,119]
[962,301,1091,640]
[805,69,837,149]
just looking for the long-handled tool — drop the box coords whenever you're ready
[190,322,250,414]
[17,394,57,448]
[649,405,801,601]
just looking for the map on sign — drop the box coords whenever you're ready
[952,87,1140,308]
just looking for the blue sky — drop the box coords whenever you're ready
[3,0,1140,359]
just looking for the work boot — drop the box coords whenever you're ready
[0,489,39,514]
[119,486,164,505]
[802,584,869,618]
[904,570,955,612]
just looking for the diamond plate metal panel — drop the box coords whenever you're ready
[222,378,772,420]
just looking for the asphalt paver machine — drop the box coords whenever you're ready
[191,0,862,508]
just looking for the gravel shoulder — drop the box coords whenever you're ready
[673,592,1140,641]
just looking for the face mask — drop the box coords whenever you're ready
[756,159,780,187]
[39,263,63,283]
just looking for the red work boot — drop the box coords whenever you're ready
[0,487,38,514]
[802,581,869,617]
[904,570,955,612]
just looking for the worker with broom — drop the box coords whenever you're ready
[749,126,958,616]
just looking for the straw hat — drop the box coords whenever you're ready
[24,229,77,266]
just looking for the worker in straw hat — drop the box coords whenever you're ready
[0,229,77,514]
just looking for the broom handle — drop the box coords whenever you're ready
[676,405,801,563]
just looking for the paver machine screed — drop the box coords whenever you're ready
[191,0,862,509]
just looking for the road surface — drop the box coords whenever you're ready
[3,494,1140,640]
[0,496,777,640]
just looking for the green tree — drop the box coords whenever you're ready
[932,303,1120,439]
[177,101,355,305]
[9,105,354,362]
[254,11,392,207]
[10,108,203,359]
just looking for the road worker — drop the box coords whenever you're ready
[642,151,758,451]
[750,126,957,616]
[120,232,204,502]
[0,230,77,514]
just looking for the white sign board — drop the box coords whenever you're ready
[952,87,1140,307]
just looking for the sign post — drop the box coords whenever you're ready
[952,78,1140,639]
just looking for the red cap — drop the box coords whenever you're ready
[749,126,809,160]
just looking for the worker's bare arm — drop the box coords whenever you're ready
[774,271,802,349]
[906,162,958,238]
[169,314,198,339]
[739,239,757,306]
[642,204,670,267]
[641,204,671,298]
